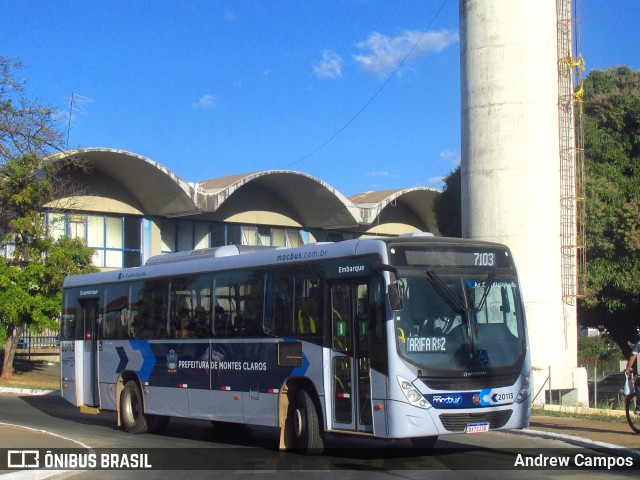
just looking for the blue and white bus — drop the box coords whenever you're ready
[60,234,531,452]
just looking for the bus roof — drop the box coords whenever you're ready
[63,235,511,289]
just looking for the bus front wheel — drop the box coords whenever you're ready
[293,389,324,454]
[120,380,150,434]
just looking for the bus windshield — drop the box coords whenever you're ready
[394,271,525,374]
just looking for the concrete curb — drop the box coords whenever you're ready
[516,428,640,462]
[0,387,59,396]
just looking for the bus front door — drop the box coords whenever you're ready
[81,298,100,407]
[330,282,374,434]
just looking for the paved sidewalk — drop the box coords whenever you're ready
[526,414,640,451]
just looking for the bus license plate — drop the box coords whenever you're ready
[466,423,489,433]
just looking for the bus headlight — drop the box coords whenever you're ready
[397,376,431,410]
[515,374,531,404]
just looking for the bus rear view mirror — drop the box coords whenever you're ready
[372,261,404,311]
[388,283,404,311]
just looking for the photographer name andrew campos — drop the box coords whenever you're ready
[514,453,635,470]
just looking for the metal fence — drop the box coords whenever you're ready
[533,365,627,410]
[14,327,59,350]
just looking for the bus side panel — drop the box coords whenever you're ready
[299,342,325,397]
[60,340,78,406]
[97,339,156,410]
[75,340,86,405]
[94,339,115,410]
[144,387,189,418]
[97,340,122,410]
[370,368,389,437]
[241,390,277,426]
[99,380,117,411]
[189,389,246,424]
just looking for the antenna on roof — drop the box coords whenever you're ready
[65,93,93,148]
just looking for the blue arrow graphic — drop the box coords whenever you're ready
[130,340,156,383]
[115,347,128,373]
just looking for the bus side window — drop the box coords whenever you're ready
[370,276,388,375]
[61,289,84,341]
[332,285,350,353]
[213,274,234,338]
[103,286,129,340]
[274,272,294,337]
[213,304,228,337]
[237,276,263,337]
[295,273,322,336]
[130,280,169,340]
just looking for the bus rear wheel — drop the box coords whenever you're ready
[120,380,150,434]
[293,389,324,454]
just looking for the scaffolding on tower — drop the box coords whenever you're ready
[556,0,587,306]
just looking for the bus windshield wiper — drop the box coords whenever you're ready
[474,272,496,312]
[425,270,465,314]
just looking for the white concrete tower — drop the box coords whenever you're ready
[459,0,578,392]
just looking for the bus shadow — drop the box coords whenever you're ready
[15,395,506,468]
[18,394,120,429]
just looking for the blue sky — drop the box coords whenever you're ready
[2,1,639,196]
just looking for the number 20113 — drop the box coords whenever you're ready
[474,252,495,266]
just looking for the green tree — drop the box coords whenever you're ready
[577,334,622,373]
[578,66,640,357]
[0,155,98,379]
[433,166,462,238]
[0,57,96,378]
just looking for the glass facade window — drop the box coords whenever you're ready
[241,226,272,246]
[69,214,87,240]
[212,223,225,247]
[1,232,17,259]
[285,229,303,247]
[33,212,357,268]
[161,219,211,253]
[48,213,66,241]
[44,212,141,269]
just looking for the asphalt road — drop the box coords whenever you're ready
[0,393,638,479]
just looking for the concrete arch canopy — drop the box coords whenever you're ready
[51,148,200,217]
[50,148,440,236]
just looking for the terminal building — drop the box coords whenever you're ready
[39,148,440,269]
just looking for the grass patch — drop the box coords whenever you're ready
[531,406,627,424]
[0,370,60,390]
[0,358,60,391]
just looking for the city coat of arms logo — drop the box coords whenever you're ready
[167,349,178,373]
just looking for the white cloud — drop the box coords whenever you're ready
[440,149,455,160]
[354,29,459,76]
[313,50,343,79]
[193,94,217,109]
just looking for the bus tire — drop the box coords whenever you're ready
[410,435,438,448]
[294,389,324,454]
[120,380,149,434]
